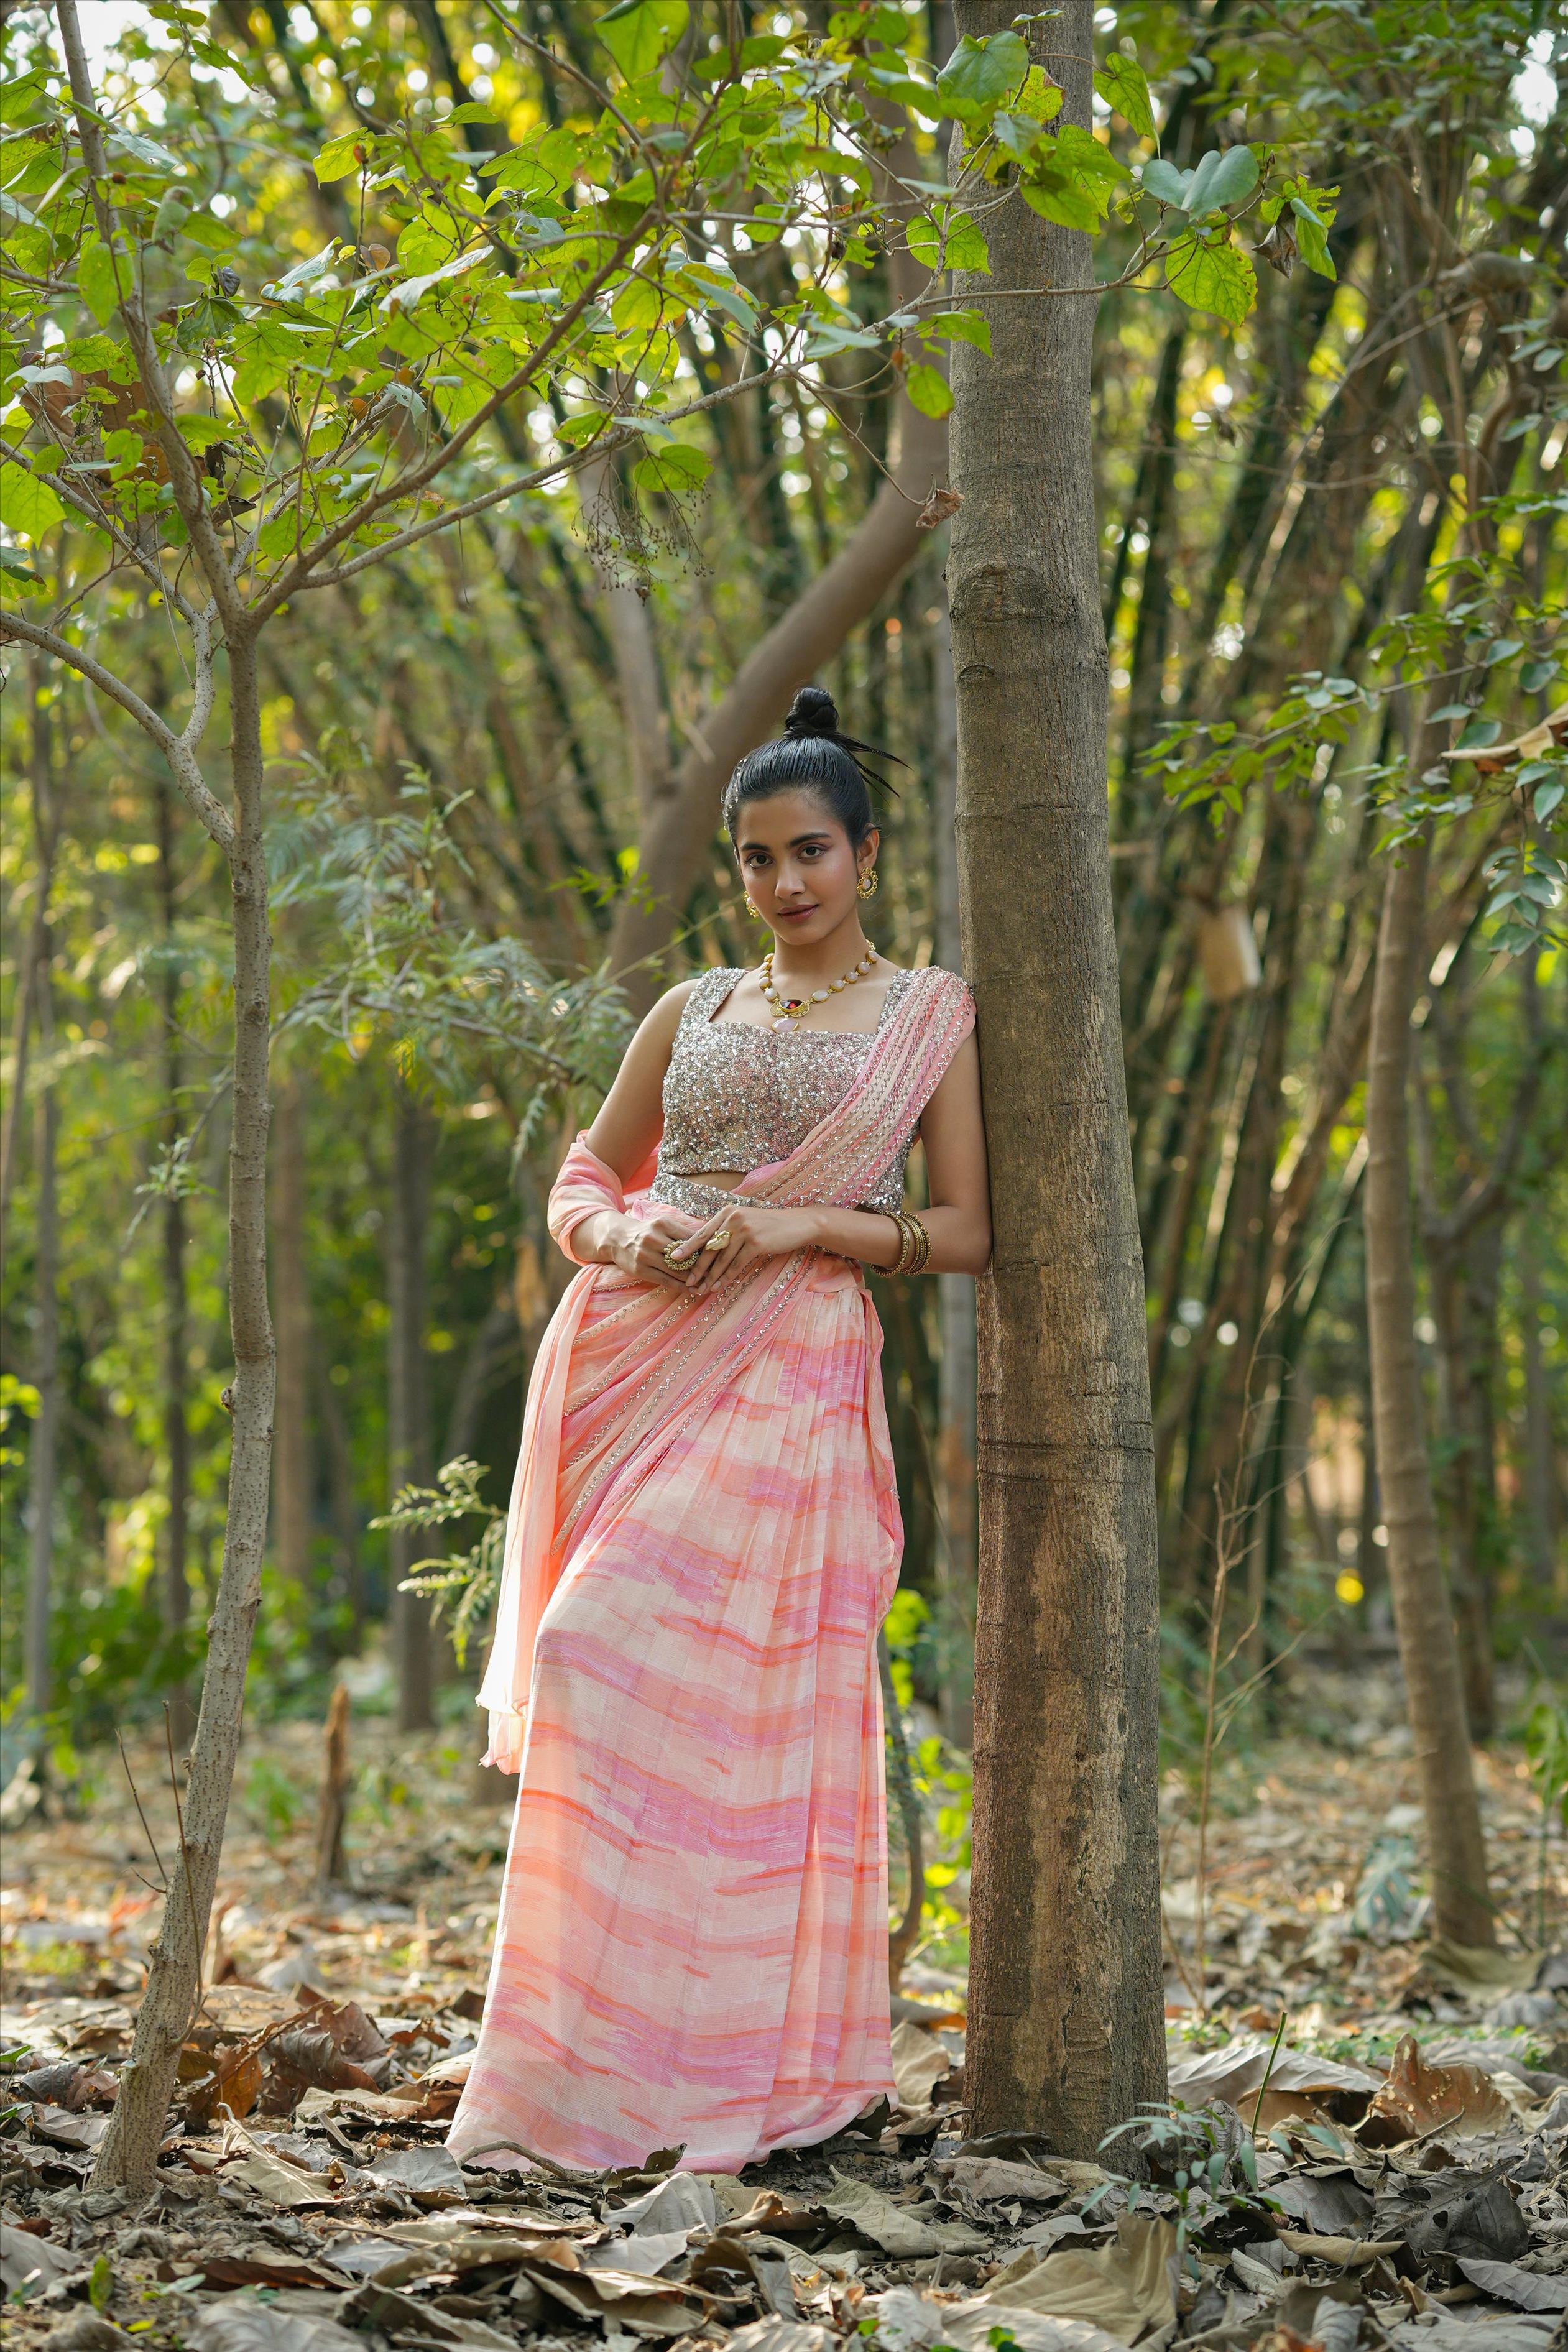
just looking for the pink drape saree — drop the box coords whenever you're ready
[446,967,974,2175]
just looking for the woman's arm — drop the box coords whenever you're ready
[673,1030,992,1291]
[559,983,704,1288]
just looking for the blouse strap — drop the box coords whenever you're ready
[676,965,742,1031]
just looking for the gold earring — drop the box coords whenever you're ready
[857,868,879,899]
[744,896,765,921]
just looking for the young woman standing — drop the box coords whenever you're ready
[448,685,990,2176]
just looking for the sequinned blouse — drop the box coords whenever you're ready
[649,965,926,1218]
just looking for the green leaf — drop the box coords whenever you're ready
[633,440,709,496]
[78,238,124,326]
[0,71,48,126]
[1485,636,1524,665]
[1021,126,1128,232]
[1018,65,1064,122]
[0,463,65,535]
[176,413,234,449]
[614,274,663,331]
[1289,196,1335,277]
[88,2257,113,2314]
[1183,144,1259,216]
[935,30,1027,124]
[315,132,365,183]
[904,361,952,416]
[448,101,501,123]
[1140,157,1189,206]
[1094,53,1155,139]
[1534,779,1565,821]
[596,0,689,81]
[908,204,990,274]
[920,307,991,354]
[1455,716,1501,750]
[1521,658,1559,692]
[1166,231,1256,323]
[691,32,788,76]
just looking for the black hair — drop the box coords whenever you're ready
[722,684,903,850]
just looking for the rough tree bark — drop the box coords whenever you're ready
[389,1081,436,1732]
[155,775,193,1744]
[1363,821,1495,1948]
[270,1071,314,1587]
[932,587,977,1747]
[24,939,58,1728]
[90,634,277,2190]
[948,0,1166,2151]
[1518,1225,1562,1595]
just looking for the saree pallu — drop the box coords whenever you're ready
[446,967,974,2175]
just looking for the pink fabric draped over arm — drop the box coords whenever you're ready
[476,1138,648,1769]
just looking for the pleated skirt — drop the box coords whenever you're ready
[446,1250,902,2174]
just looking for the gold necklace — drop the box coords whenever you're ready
[759,944,877,1031]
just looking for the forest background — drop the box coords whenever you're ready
[1,0,1565,2056]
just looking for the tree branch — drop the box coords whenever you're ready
[0,609,233,850]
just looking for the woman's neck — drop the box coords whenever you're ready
[763,920,875,986]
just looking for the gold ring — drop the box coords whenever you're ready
[662,1240,688,1270]
[705,1229,732,1252]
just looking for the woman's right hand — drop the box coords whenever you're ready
[604,1209,704,1291]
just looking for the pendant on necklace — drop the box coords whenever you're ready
[771,1014,795,1032]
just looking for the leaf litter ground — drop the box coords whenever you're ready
[2,1664,1564,2352]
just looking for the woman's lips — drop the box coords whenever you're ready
[776,905,817,920]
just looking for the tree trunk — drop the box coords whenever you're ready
[24,952,59,1729]
[1,658,59,1284]
[92,632,277,2192]
[1363,823,1494,1948]
[604,135,951,1014]
[270,1072,314,1588]
[317,1361,366,1635]
[389,1081,436,1732]
[948,0,1167,2152]
[155,776,193,1746]
[1518,1224,1562,1596]
[932,588,977,1747]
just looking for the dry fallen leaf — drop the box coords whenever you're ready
[979,2211,1179,2346]
[1362,2033,1513,2144]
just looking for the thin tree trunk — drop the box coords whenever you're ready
[91,631,277,2192]
[270,1072,314,1587]
[25,951,59,1729]
[389,1081,436,1732]
[1518,1224,1562,1595]
[316,1361,366,1634]
[949,0,1166,2152]
[155,777,193,1746]
[932,587,976,1746]
[1363,822,1494,1948]
[1,659,60,1283]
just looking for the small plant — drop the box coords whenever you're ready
[1094,2092,1283,2272]
[370,1457,505,1667]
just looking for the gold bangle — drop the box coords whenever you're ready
[905,1213,931,1275]
[871,1211,908,1278]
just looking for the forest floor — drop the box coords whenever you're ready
[1,1657,1564,2352]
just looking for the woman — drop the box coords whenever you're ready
[447,685,990,2178]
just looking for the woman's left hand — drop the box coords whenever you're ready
[666,1201,821,1293]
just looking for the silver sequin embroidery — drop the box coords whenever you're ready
[651,967,921,1215]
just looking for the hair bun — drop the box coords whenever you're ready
[784,683,841,740]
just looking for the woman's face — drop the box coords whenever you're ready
[733,789,878,947]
